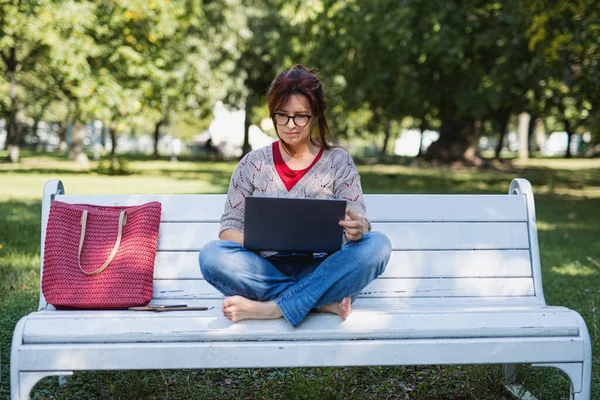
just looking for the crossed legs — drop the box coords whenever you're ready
[199,231,391,326]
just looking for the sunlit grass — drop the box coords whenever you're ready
[551,262,598,277]
[535,221,559,231]
[514,157,600,170]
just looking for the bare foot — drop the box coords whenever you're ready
[316,296,352,319]
[222,296,283,322]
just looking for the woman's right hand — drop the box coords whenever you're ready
[339,209,369,242]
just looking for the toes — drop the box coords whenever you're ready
[340,297,352,319]
[223,295,240,307]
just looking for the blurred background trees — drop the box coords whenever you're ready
[1,0,598,163]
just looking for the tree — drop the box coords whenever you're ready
[0,0,95,162]
[312,1,418,156]
[1,0,51,162]
[526,0,600,157]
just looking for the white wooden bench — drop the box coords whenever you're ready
[11,178,592,399]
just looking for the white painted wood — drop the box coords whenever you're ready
[157,249,532,279]
[10,318,26,400]
[360,277,534,297]
[151,277,535,299]
[157,223,219,250]
[14,371,73,400]
[372,249,532,277]
[532,312,593,400]
[22,309,580,344]
[366,194,528,222]
[17,337,585,371]
[55,194,226,222]
[510,179,545,302]
[39,180,64,311]
[158,221,529,251]
[531,363,583,393]
[55,193,528,222]
[15,179,590,400]
[25,298,547,320]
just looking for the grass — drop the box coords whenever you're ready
[0,150,599,399]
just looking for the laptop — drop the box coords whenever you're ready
[243,196,347,253]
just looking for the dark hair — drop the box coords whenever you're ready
[267,64,332,154]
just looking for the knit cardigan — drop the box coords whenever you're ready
[220,143,370,242]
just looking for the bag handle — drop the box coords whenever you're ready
[78,210,127,275]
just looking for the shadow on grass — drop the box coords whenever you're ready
[359,167,600,196]
[0,167,93,176]
[0,199,41,397]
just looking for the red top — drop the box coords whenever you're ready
[273,141,324,191]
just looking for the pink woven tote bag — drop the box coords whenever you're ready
[41,201,162,309]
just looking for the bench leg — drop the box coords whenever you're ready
[531,363,591,400]
[11,371,74,400]
[58,375,69,386]
[502,363,518,383]
[11,317,74,400]
[503,364,539,400]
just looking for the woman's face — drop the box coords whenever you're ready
[274,94,314,149]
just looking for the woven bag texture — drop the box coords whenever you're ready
[41,201,162,309]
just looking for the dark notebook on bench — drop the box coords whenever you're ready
[243,196,347,253]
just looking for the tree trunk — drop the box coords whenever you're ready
[494,109,511,159]
[527,114,537,155]
[380,120,392,157]
[57,121,69,153]
[5,47,20,162]
[100,125,107,147]
[242,99,252,158]
[564,118,572,158]
[31,100,50,152]
[109,122,117,159]
[153,120,163,159]
[68,122,89,166]
[32,118,41,152]
[416,118,427,158]
[57,104,75,153]
[425,98,476,162]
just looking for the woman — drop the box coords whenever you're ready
[199,65,391,327]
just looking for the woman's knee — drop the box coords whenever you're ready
[363,231,392,255]
[361,231,392,273]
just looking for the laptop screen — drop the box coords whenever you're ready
[243,197,347,253]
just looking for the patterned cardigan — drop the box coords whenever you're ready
[219,143,371,247]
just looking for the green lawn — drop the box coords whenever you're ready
[1,152,598,399]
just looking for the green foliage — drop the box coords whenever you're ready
[94,157,131,176]
[2,1,599,159]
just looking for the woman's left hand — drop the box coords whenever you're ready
[340,209,369,242]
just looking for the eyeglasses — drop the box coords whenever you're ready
[272,112,312,127]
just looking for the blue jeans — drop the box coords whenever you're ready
[198,231,392,327]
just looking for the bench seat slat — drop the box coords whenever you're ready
[155,249,532,279]
[22,308,579,344]
[157,222,529,251]
[55,194,528,222]
[37,297,545,316]
[18,337,585,370]
[151,277,535,299]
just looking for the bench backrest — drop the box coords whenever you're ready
[38,179,545,311]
